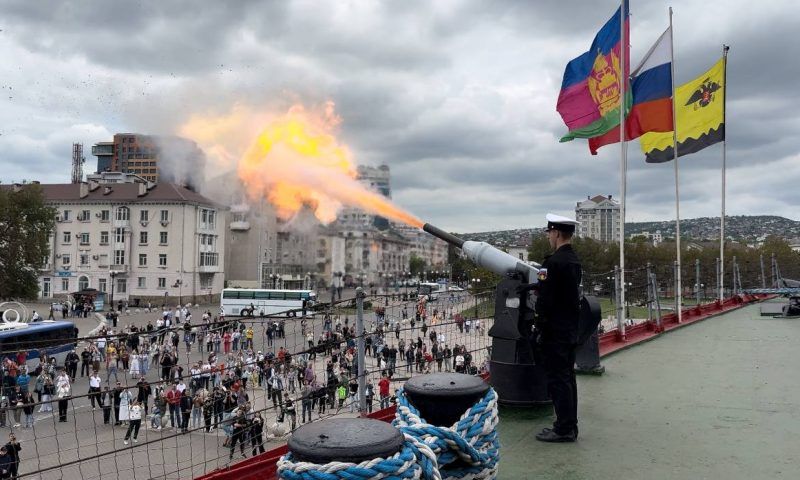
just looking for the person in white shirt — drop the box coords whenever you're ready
[176,379,187,394]
[89,372,102,409]
[123,400,143,444]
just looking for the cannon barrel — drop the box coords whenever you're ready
[422,223,538,283]
[423,223,465,248]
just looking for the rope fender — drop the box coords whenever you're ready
[393,387,500,480]
[277,432,442,480]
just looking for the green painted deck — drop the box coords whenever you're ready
[497,301,800,479]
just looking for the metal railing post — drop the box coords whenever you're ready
[646,262,653,324]
[615,265,625,337]
[695,258,701,305]
[355,287,366,415]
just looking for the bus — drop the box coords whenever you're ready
[0,321,79,370]
[418,282,449,301]
[220,288,317,317]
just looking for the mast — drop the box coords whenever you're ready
[720,44,729,301]
[669,8,682,321]
[617,0,628,334]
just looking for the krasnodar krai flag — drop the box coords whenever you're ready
[589,26,674,154]
[557,4,630,142]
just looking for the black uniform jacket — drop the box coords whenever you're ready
[534,244,582,343]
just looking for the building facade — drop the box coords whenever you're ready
[91,133,205,186]
[575,194,621,243]
[38,173,225,306]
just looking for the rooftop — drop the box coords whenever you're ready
[497,300,800,479]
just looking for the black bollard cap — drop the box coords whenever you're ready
[288,418,404,464]
[404,373,489,427]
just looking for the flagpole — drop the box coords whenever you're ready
[720,44,730,302]
[668,7,682,322]
[618,0,628,336]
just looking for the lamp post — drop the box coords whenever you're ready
[109,270,118,312]
[471,277,481,317]
[173,279,183,308]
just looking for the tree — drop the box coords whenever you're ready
[0,184,55,299]
[409,254,427,277]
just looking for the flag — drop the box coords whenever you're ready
[640,58,725,163]
[557,4,630,142]
[589,27,674,154]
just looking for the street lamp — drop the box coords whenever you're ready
[173,279,183,308]
[109,270,118,311]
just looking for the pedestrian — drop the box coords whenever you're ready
[228,408,248,460]
[526,213,582,443]
[101,386,113,424]
[2,434,20,479]
[250,412,265,456]
[123,400,143,445]
[89,371,102,409]
[21,392,34,428]
[56,382,70,422]
[180,390,192,433]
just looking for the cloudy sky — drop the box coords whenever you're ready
[1,0,797,233]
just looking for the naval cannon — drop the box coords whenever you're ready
[422,223,601,406]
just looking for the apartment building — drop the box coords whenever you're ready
[39,173,225,306]
[575,194,621,243]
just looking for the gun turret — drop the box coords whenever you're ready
[422,223,539,283]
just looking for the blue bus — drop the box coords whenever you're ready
[0,321,79,369]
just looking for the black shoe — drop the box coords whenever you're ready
[535,428,576,443]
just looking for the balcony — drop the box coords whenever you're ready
[199,265,219,273]
[109,265,129,273]
[230,220,251,231]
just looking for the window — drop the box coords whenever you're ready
[100,210,110,222]
[158,277,166,289]
[140,210,149,222]
[158,254,167,267]
[139,231,148,244]
[98,278,107,292]
[138,277,146,288]
[115,227,125,243]
[116,207,129,221]
[200,274,213,289]
[100,231,109,244]
[79,233,90,245]
[80,254,89,265]
[78,276,89,290]
[62,210,71,222]
[79,210,90,222]
[116,278,127,293]
[114,250,125,265]
[160,210,169,223]
[61,278,69,291]
[208,210,216,228]
[62,254,71,266]
[199,252,219,267]
[62,231,72,243]
[138,253,147,267]
[160,231,168,244]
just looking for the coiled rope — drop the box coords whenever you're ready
[393,387,500,480]
[277,432,442,480]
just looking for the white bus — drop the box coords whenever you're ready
[418,282,449,301]
[0,320,79,370]
[220,288,317,317]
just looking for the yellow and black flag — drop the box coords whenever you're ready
[640,58,725,163]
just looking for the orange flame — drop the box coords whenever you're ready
[179,103,423,228]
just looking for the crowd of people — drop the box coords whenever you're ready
[0,291,490,472]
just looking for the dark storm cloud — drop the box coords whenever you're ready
[0,0,797,232]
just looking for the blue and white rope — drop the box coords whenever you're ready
[277,432,442,480]
[393,388,500,480]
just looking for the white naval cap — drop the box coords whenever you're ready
[545,213,580,233]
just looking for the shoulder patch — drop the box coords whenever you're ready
[537,268,548,281]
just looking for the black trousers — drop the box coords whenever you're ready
[251,432,265,455]
[125,419,141,440]
[88,387,101,408]
[58,398,69,421]
[103,406,112,424]
[81,362,91,377]
[541,340,578,435]
[229,431,245,457]
[181,411,191,431]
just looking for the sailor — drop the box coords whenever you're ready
[533,213,582,442]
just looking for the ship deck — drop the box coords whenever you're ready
[497,300,800,479]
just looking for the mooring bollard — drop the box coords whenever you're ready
[277,418,440,480]
[395,373,501,480]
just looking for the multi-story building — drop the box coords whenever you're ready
[38,172,225,305]
[340,228,411,287]
[336,165,392,230]
[575,194,621,243]
[393,224,449,267]
[91,133,205,185]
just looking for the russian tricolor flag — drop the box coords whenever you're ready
[589,27,674,154]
